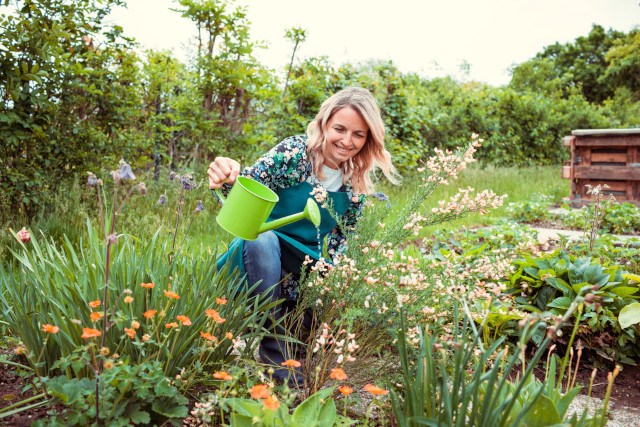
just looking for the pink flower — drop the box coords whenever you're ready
[16,227,30,243]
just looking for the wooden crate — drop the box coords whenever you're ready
[562,129,640,205]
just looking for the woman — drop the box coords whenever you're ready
[208,87,399,387]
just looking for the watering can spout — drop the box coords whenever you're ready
[258,198,321,234]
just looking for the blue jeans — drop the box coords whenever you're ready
[243,231,282,302]
[243,231,304,386]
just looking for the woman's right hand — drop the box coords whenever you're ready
[208,157,241,189]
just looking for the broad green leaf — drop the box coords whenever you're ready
[222,398,262,418]
[544,277,572,294]
[609,286,639,298]
[619,303,640,329]
[291,387,334,425]
[547,296,572,310]
[521,394,562,426]
[571,282,591,296]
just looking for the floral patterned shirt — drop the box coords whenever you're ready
[227,134,366,262]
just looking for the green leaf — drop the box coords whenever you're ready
[547,296,572,310]
[128,409,150,424]
[222,398,262,418]
[44,377,94,405]
[623,273,640,283]
[291,387,335,425]
[545,277,572,294]
[610,286,639,298]
[521,394,562,426]
[619,302,640,329]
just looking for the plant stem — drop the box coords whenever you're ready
[172,187,184,254]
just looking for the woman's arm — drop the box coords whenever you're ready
[240,135,310,191]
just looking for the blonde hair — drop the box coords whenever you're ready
[306,87,400,194]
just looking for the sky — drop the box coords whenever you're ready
[108,0,640,87]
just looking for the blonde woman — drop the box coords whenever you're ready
[208,87,400,387]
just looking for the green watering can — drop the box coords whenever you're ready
[213,176,321,241]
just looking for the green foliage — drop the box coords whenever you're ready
[389,302,604,427]
[562,201,640,235]
[507,251,640,364]
[0,217,274,378]
[0,0,141,216]
[221,387,350,427]
[505,193,555,223]
[512,24,628,103]
[38,357,188,426]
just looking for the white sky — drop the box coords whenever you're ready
[108,0,640,86]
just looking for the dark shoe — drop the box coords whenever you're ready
[258,345,304,389]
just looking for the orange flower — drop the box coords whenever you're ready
[281,359,301,368]
[200,331,217,341]
[143,309,157,319]
[363,384,388,396]
[330,368,347,381]
[213,371,233,381]
[124,327,136,339]
[90,311,103,322]
[88,300,101,308]
[165,322,179,329]
[250,384,270,399]
[81,328,102,339]
[131,320,140,329]
[140,282,155,289]
[124,296,134,304]
[41,324,60,334]
[216,297,227,305]
[263,395,280,410]
[338,385,354,396]
[176,315,191,326]
[225,332,233,340]
[164,290,180,299]
[205,309,225,324]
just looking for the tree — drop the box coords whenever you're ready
[605,29,640,100]
[175,0,269,143]
[282,26,306,99]
[0,0,139,215]
[525,24,627,103]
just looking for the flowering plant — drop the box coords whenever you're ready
[294,135,507,393]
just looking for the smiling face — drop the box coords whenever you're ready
[322,107,369,169]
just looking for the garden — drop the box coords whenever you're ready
[2,1,640,425]
[2,143,640,426]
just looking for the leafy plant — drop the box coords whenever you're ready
[220,387,355,427]
[562,201,640,236]
[507,250,640,363]
[38,356,188,426]
[389,300,610,427]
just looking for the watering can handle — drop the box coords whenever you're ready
[212,188,226,205]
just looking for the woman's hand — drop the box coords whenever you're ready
[208,157,241,189]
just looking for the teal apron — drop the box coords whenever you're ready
[215,181,350,278]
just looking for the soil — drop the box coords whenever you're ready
[0,355,53,426]
[535,361,640,410]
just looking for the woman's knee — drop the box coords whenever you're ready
[243,231,282,289]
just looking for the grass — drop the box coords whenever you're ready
[1,164,569,261]
[379,164,569,233]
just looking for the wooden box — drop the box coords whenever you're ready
[562,129,640,205]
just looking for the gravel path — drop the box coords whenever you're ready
[569,395,640,426]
